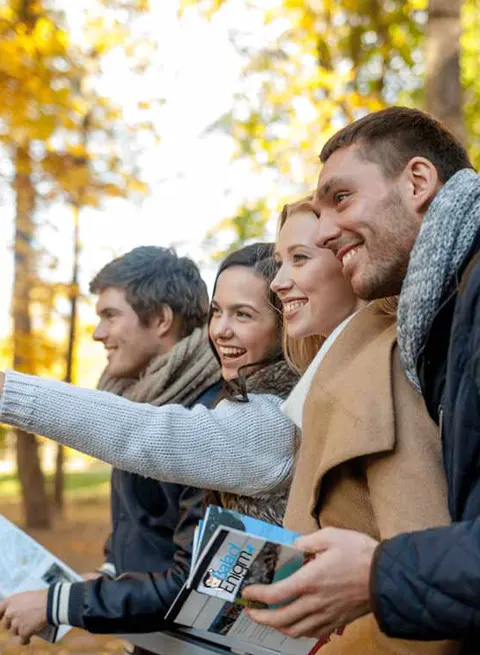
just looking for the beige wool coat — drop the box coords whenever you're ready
[284,303,459,655]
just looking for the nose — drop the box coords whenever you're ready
[270,265,293,295]
[209,313,234,340]
[314,210,342,250]
[93,320,107,342]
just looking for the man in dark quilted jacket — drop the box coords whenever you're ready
[241,107,480,654]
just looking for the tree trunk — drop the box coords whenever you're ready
[425,0,466,144]
[53,444,65,512]
[53,203,81,511]
[12,145,51,528]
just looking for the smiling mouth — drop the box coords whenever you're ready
[283,299,308,317]
[105,347,117,359]
[217,346,247,360]
[341,245,361,268]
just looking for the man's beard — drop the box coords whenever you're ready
[354,188,418,300]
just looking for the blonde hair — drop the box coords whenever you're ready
[376,296,398,315]
[277,196,398,373]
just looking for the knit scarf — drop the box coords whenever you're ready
[98,326,221,406]
[398,168,480,392]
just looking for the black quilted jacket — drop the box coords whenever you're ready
[371,230,480,654]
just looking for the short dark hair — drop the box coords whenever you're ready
[320,106,474,183]
[90,246,209,337]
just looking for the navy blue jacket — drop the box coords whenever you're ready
[371,230,480,652]
[53,381,221,634]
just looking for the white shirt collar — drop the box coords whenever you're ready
[281,312,358,429]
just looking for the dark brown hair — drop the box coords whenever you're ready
[90,246,209,337]
[320,106,474,183]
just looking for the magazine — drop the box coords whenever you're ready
[166,506,323,655]
[195,505,300,568]
[0,514,82,643]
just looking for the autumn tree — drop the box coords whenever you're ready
[462,0,480,166]
[0,0,154,526]
[204,199,271,260]
[425,0,466,143]
[181,0,427,181]
[181,0,427,250]
[183,0,479,251]
[0,0,74,527]
[44,4,156,509]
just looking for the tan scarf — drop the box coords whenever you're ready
[98,326,221,406]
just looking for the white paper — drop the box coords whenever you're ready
[0,514,82,643]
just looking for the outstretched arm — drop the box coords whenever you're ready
[0,370,296,496]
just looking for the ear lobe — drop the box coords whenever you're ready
[407,157,439,214]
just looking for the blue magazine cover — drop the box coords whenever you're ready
[196,505,301,565]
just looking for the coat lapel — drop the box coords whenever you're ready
[286,304,397,529]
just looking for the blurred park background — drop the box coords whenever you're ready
[0,0,479,651]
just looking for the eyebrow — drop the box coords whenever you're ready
[316,176,350,200]
[97,306,119,316]
[211,300,260,314]
[287,243,312,251]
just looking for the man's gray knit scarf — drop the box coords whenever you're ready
[398,168,480,392]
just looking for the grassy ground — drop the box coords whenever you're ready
[0,469,126,654]
[0,469,112,501]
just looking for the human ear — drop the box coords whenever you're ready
[404,157,440,215]
[154,304,175,338]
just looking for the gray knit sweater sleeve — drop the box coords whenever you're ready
[0,370,296,496]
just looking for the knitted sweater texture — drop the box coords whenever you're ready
[0,370,296,496]
[398,168,480,391]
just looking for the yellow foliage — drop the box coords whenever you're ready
[127,178,148,194]
[187,0,480,253]
[0,0,155,392]
[409,0,428,10]
[202,2,419,184]
[184,0,436,248]
[462,0,480,169]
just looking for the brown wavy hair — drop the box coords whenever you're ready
[277,196,398,373]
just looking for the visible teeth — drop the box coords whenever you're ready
[218,346,246,358]
[342,247,359,266]
[284,300,307,315]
